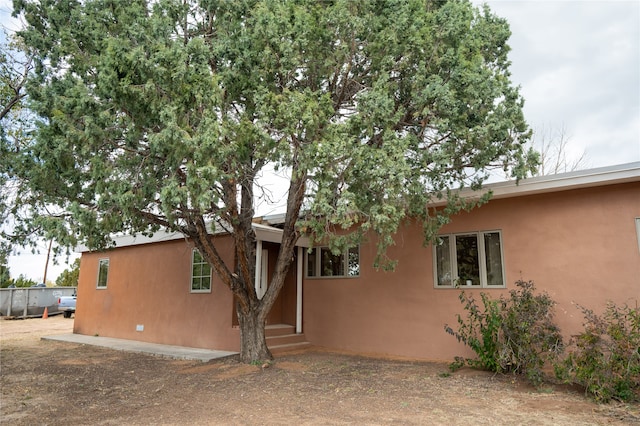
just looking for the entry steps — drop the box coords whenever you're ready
[265,324,310,354]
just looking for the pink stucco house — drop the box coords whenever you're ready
[74,162,640,360]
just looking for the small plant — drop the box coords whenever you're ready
[499,280,564,385]
[444,291,502,372]
[448,356,465,372]
[555,302,640,402]
[445,280,563,386]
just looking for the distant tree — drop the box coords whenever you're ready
[0,252,11,287]
[11,274,38,288]
[13,0,537,362]
[530,125,589,176]
[56,258,80,287]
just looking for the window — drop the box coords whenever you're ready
[97,258,109,288]
[306,246,360,278]
[433,231,505,288]
[191,249,211,292]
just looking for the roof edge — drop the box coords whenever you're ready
[429,162,640,207]
[76,222,310,253]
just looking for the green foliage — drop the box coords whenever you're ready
[1,33,36,258]
[9,274,38,288]
[445,291,502,372]
[11,0,536,259]
[11,0,536,362]
[445,280,563,386]
[0,251,10,287]
[555,302,640,402]
[56,258,80,287]
[500,280,564,385]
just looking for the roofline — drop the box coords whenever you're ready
[429,162,640,207]
[77,222,310,253]
[77,162,639,252]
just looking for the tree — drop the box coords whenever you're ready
[0,251,11,287]
[530,124,589,176]
[13,0,536,362]
[0,33,35,259]
[10,274,38,288]
[56,258,80,287]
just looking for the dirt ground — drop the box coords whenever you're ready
[1,316,638,425]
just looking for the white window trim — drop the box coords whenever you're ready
[190,249,212,293]
[433,230,506,289]
[306,246,360,279]
[96,258,109,289]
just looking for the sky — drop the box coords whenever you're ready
[2,0,639,282]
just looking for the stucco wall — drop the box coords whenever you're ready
[302,181,640,361]
[74,181,639,359]
[75,235,241,351]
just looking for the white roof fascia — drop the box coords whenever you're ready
[261,212,287,225]
[107,230,185,248]
[75,230,184,253]
[428,162,640,207]
[252,222,311,248]
[77,222,310,252]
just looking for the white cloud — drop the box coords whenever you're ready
[478,0,640,167]
[7,246,79,284]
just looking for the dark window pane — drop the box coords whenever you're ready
[320,247,344,276]
[348,247,360,277]
[484,232,504,286]
[307,248,317,277]
[97,259,109,288]
[456,235,480,286]
[435,236,452,286]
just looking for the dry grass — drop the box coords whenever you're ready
[1,316,638,425]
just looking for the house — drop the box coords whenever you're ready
[74,162,640,360]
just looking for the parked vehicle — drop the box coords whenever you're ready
[57,295,76,318]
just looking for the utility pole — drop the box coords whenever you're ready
[42,239,52,285]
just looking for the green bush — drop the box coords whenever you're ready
[445,280,564,386]
[555,302,640,403]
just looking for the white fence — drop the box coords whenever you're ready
[0,287,77,318]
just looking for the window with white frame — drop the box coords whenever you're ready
[97,258,109,288]
[191,249,212,292]
[306,246,360,278]
[433,231,505,288]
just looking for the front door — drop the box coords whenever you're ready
[265,242,297,325]
[231,242,297,326]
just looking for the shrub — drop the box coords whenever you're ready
[555,302,640,402]
[445,280,564,386]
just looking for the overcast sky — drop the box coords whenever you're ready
[2,0,639,282]
[477,0,640,167]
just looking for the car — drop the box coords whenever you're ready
[57,295,76,318]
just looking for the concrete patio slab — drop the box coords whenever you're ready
[43,333,237,362]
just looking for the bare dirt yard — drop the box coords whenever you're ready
[1,316,638,425]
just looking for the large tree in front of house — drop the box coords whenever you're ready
[12,0,536,362]
[1,34,37,259]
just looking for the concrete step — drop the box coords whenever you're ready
[270,341,312,355]
[265,324,296,337]
[266,333,307,347]
[265,324,309,354]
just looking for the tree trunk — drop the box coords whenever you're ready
[237,303,272,363]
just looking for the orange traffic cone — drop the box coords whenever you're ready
[42,307,48,319]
